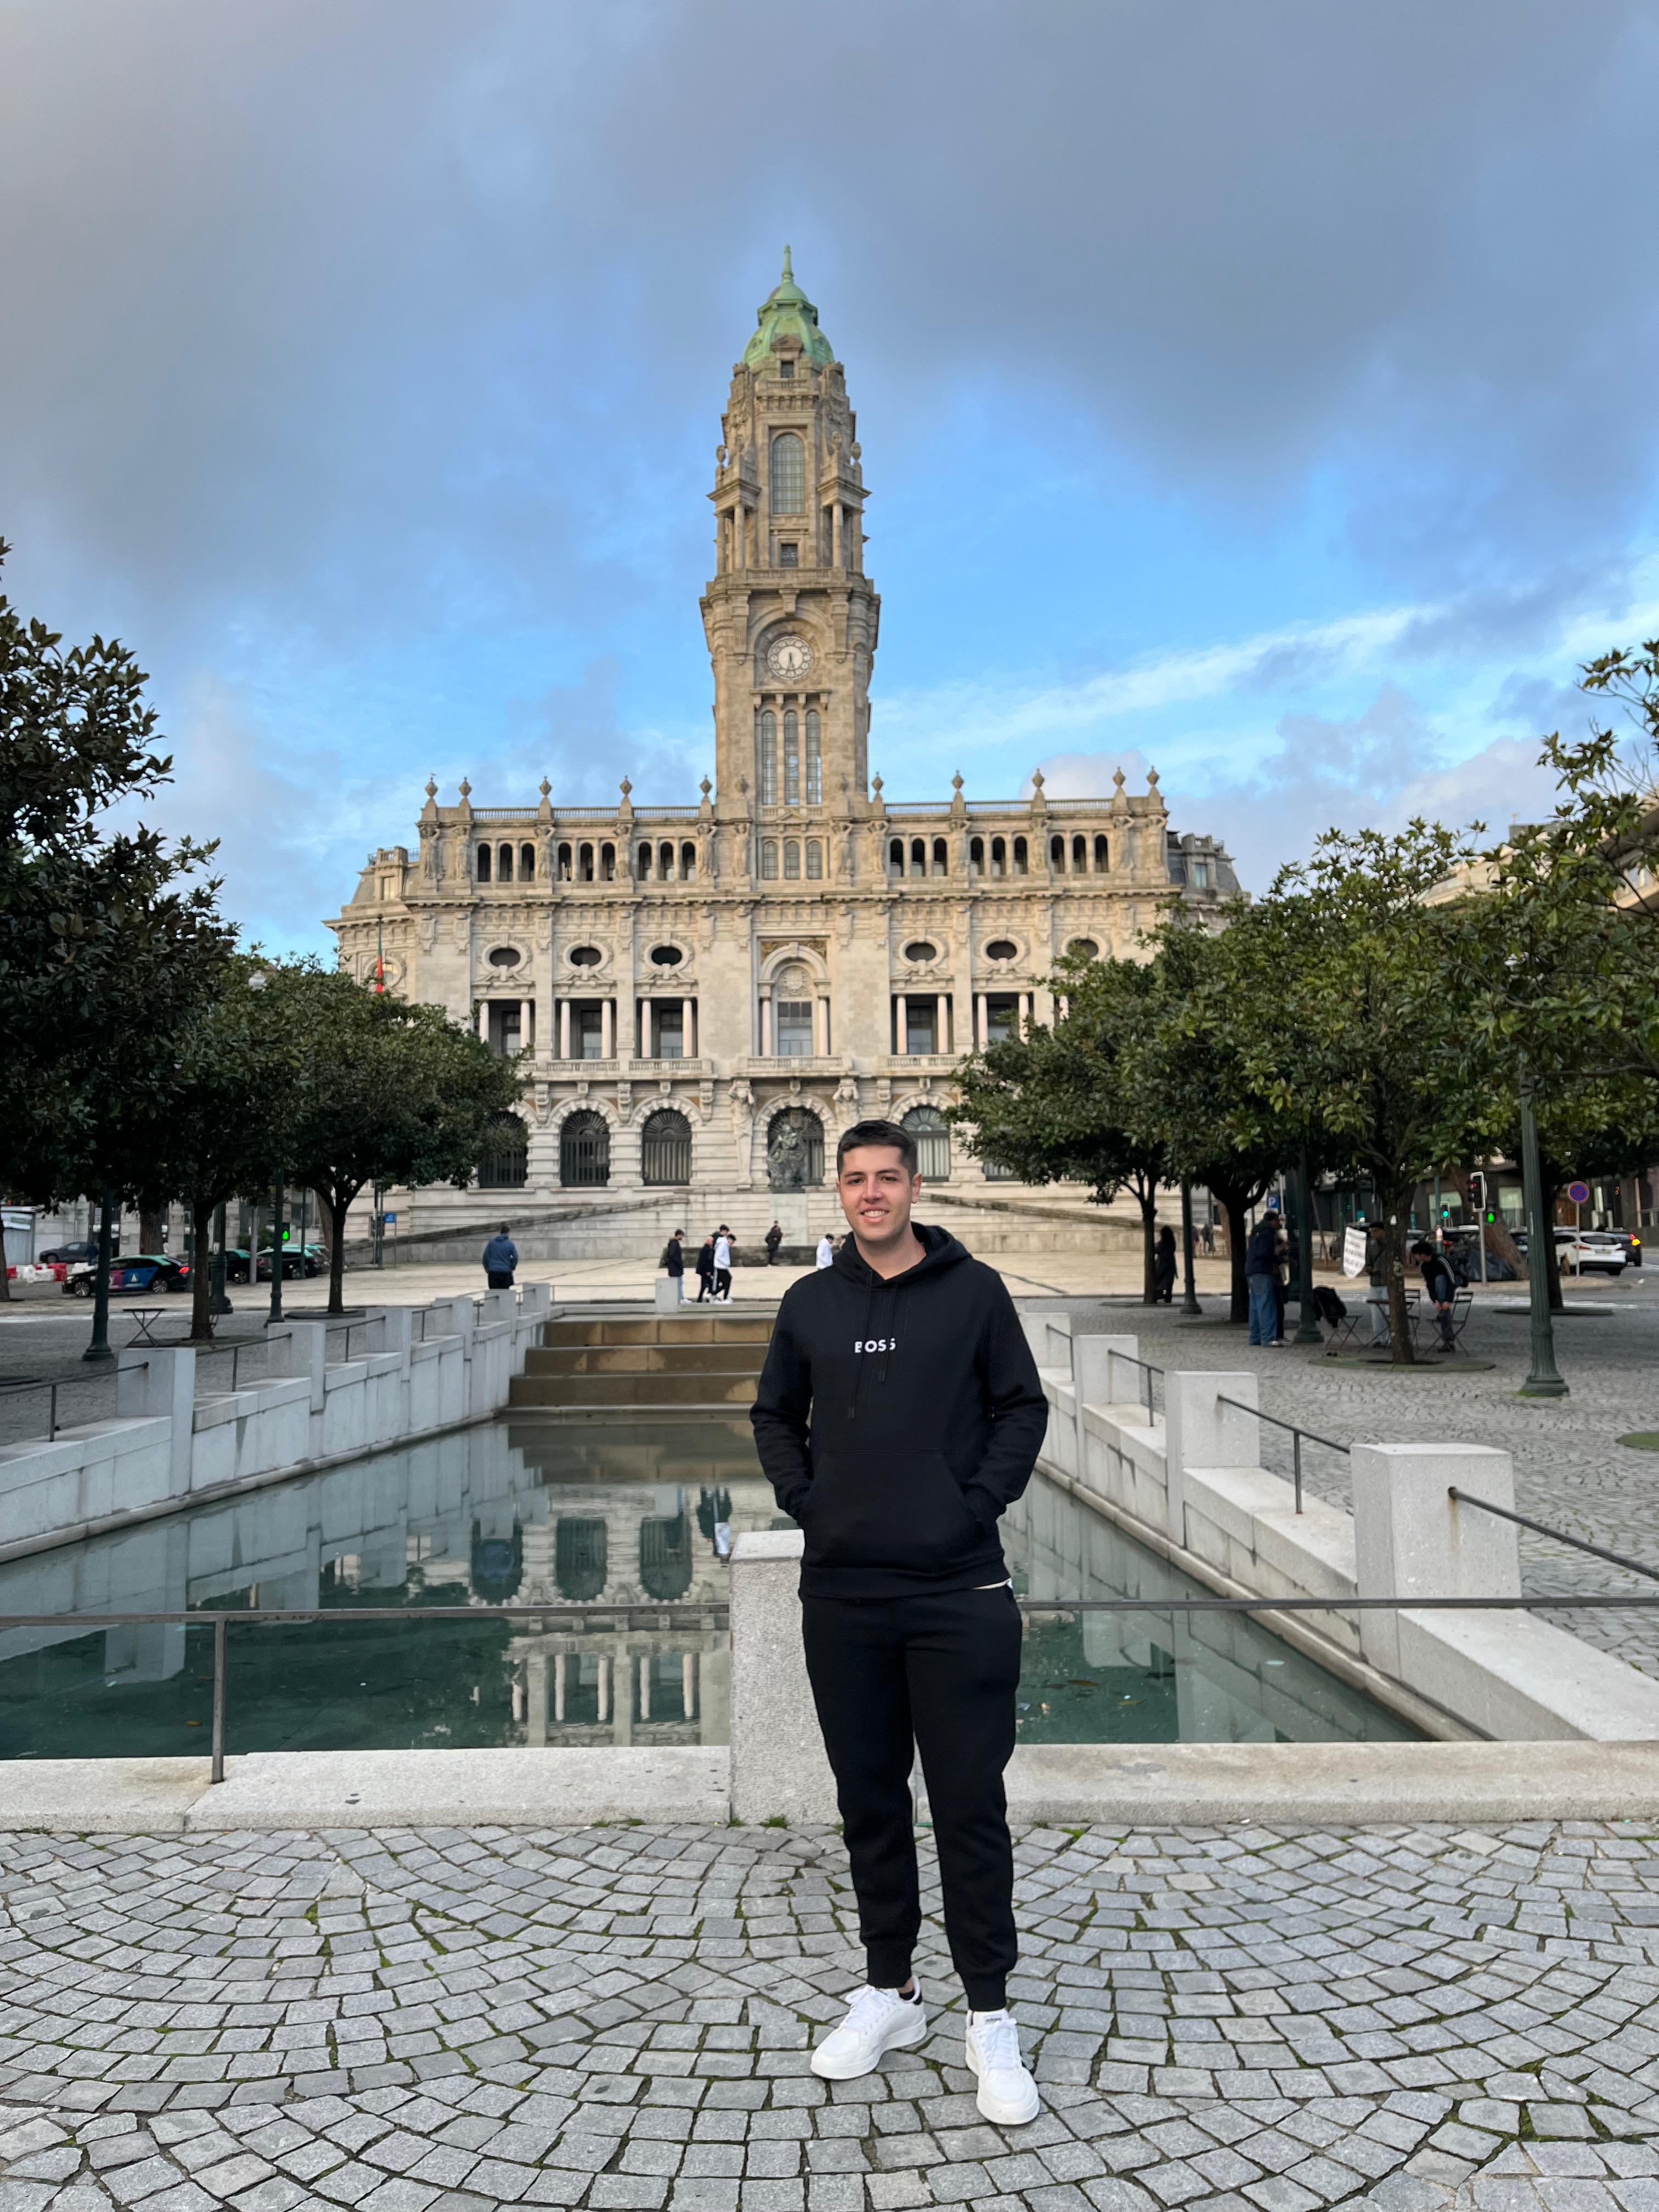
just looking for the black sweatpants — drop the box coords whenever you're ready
[801,1583,1022,2011]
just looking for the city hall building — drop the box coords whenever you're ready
[328,254,1240,1240]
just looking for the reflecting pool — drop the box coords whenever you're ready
[0,1415,1415,1757]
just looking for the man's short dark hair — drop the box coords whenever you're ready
[499,1222,510,1233]
[836,1118,918,1177]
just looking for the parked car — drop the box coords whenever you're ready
[1606,1228,1644,1267]
[1555,1229,1627,1277]
[255,1244,320,1280]
[1440,1227,1517,1282]
[62,1254,191,1296]
[40,1241,104,1266]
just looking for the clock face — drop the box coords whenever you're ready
[766,633,814,681]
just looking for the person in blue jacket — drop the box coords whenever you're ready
[481,1224,517,1290]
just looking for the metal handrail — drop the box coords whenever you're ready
[1448,1487,1659,1585]
[0,1376,62,1440]
[1215,1392,1350,1516]
[1111,1349,1164,1424]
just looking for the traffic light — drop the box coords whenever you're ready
[1469,1170,1485,1212]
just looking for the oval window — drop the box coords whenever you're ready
[649,944,684,967]
[568,945,602,967]
[1066,937,1099,960]
[903,940,938,963]
[985,939,1018,962]
[487,945,521,969]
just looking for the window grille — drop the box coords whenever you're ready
[771,432,805,512]
[805,839,823,879]
[761,840,779,879]
[805,709,821,802]
[478,1116,528,1188]
[641,1109,692,1186]
[560,1110,610,1187]
[758,710,777,805]
[902,1106,951,1182]
[783,710,800,803]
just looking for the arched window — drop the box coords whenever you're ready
[555,1518,607,1602]
[1013,837,1029,875]
[933,838,949,874]
[600,843,616,881]
[499,843,514,882]
[659,841,674,879]
[761,839,780,879]
[805,709,821,803]
[771,432,806,512]
[470,1520,523,1605]
[1050,834,1065,871]
[902,1105,951,1183]
[784,840,802,878]
[783,710,800,804]
[558,842,573,881]
[640,1514,692,1601]
[969,836,984,876]
[758,709,777,805]
[1094,833,1109,871]
[1072,834,1086,871]
[990,836,1006,877]
[522,843,537,879]
[638,842,653,878]
[560,1109,610,1188]
[641,1108,692,1187]
[476,844,492,883]
[579,842,594,881]
[805,839,823,879]
[910,838,926,874]
[680,841,697,879]
[888,838,905,875]
[478,1114,528,1189]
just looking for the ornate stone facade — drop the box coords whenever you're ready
[327,253,1240,1230]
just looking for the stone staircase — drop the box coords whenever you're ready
[510,1310,773,1412]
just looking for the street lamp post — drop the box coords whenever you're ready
[1179,1180,1201,1316]
[1294,1152,1323,1346]
[268,1167,285,1326]
[1518,1075,1568,1398]
[209,1201,232,1318]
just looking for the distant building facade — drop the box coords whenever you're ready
[327,254,1240,1224]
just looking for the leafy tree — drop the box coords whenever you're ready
[950,960,1172,1300]
[1223,824,1504,1362]
[280,969,527,1314]
[0,541,230,1308]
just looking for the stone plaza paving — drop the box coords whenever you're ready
[5,1819,1659,2212]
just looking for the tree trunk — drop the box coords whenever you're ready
[1138,1184,1159,1302]
[188,1195,216,1341]
[139,1204,167,1254]
[1444,1162,1526,1280]
[1217,1192,1250,1323]
[326,1190,351,1316]
[1381,1212,1417,1364]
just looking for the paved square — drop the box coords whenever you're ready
[4,1820,1659,2212]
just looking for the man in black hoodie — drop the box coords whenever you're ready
[750,1117,1048,2125]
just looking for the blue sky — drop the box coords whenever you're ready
[3,1,1657,954]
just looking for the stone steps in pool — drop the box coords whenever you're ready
[511,1310,769,1409]
[511,1367,760,1407]
[526,1343,766,1375]
[545,1314,773,1346]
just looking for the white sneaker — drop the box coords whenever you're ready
[809,1983,927,2079]
[966,2009,1040,2124]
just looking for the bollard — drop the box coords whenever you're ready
[1351,1441,1519,1679]
[727,1530,838,1824]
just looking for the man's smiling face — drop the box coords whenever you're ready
[837,1144,922,1252]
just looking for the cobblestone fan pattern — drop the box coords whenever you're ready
[6,1822,1659,2212]
[1105,1297,1659,1675]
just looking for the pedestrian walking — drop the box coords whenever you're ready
[815,1230,835,1269]
[482,1223,518,1291]
[660,1230,686,1301]
[751,1116,1049,2125]
[713,1227,733,1302]
[765,1221,784,1266]
[694,1235,716,1303]
[1244,1212,1280,1346]
[1152,1224,1177,1305]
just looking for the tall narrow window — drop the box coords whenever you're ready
[889,838,905,875]
[758,709,777,806]
[783,710,800,804]
[680,841,697,878]
[761,839,779,879]
[805,709,821,803]
[499,843,514,882]
[911,838,926,874]
[1072,834,1086,871]
[969,836,984,876]
[659,841,674,878]
[1094,833,1109,871]
[477,844,492,883]
[600,843,616,881]
[805,839,823,879]
[638,843,653,878]
[771,432,805,512]
[1050,834,1065,872]
[933,837,949,874]
[1013,837,1029,875]
[784,840,802,878]
[990,837,1006,878]
[558,842,572,880]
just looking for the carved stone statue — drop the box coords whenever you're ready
[768,1119,808,1192]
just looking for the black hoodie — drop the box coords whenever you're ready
[749,1223,1049,1598]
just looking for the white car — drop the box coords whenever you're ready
[1555,1229,1627,1277]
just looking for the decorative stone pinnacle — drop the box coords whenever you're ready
[620,776,633,797]
[699,776,712,797]
[458,777,472,799]
[1112,767,1126,790]
[424,776,438,799]
[1031,768,1045,791]
[951,771,963,792]
[539,777,551,798]
[1147,766,1160,789]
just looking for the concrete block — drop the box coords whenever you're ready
[1075,1331,1140,1411]
[654,1276,682,1313]
[519,1282,552,1323]
[428,1295,476,1348]
[728,1528,837,1824]
[265,1322,328,1414]
[117,1347,195,1496]
[373,1306,414,1376]
[1164,1370,1257,1545]
[1352,1441,1519,1678]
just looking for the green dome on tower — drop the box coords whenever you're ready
[742,247,835,369]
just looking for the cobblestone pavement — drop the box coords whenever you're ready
[1082,1290,1659,1677]
[5,1821,1659,2212]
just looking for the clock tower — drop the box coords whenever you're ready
[701,249,879,827]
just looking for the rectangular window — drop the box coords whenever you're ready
[779,541,799,567]
[776,1000,814,1056]
[783,710,799,804]
[575,1005,605,1059]
[655,1007,684,1060]
[985,995,1019,1045]
[904,1000,936,1055]
[1191,860,1210,888]
[778,358,794,379]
